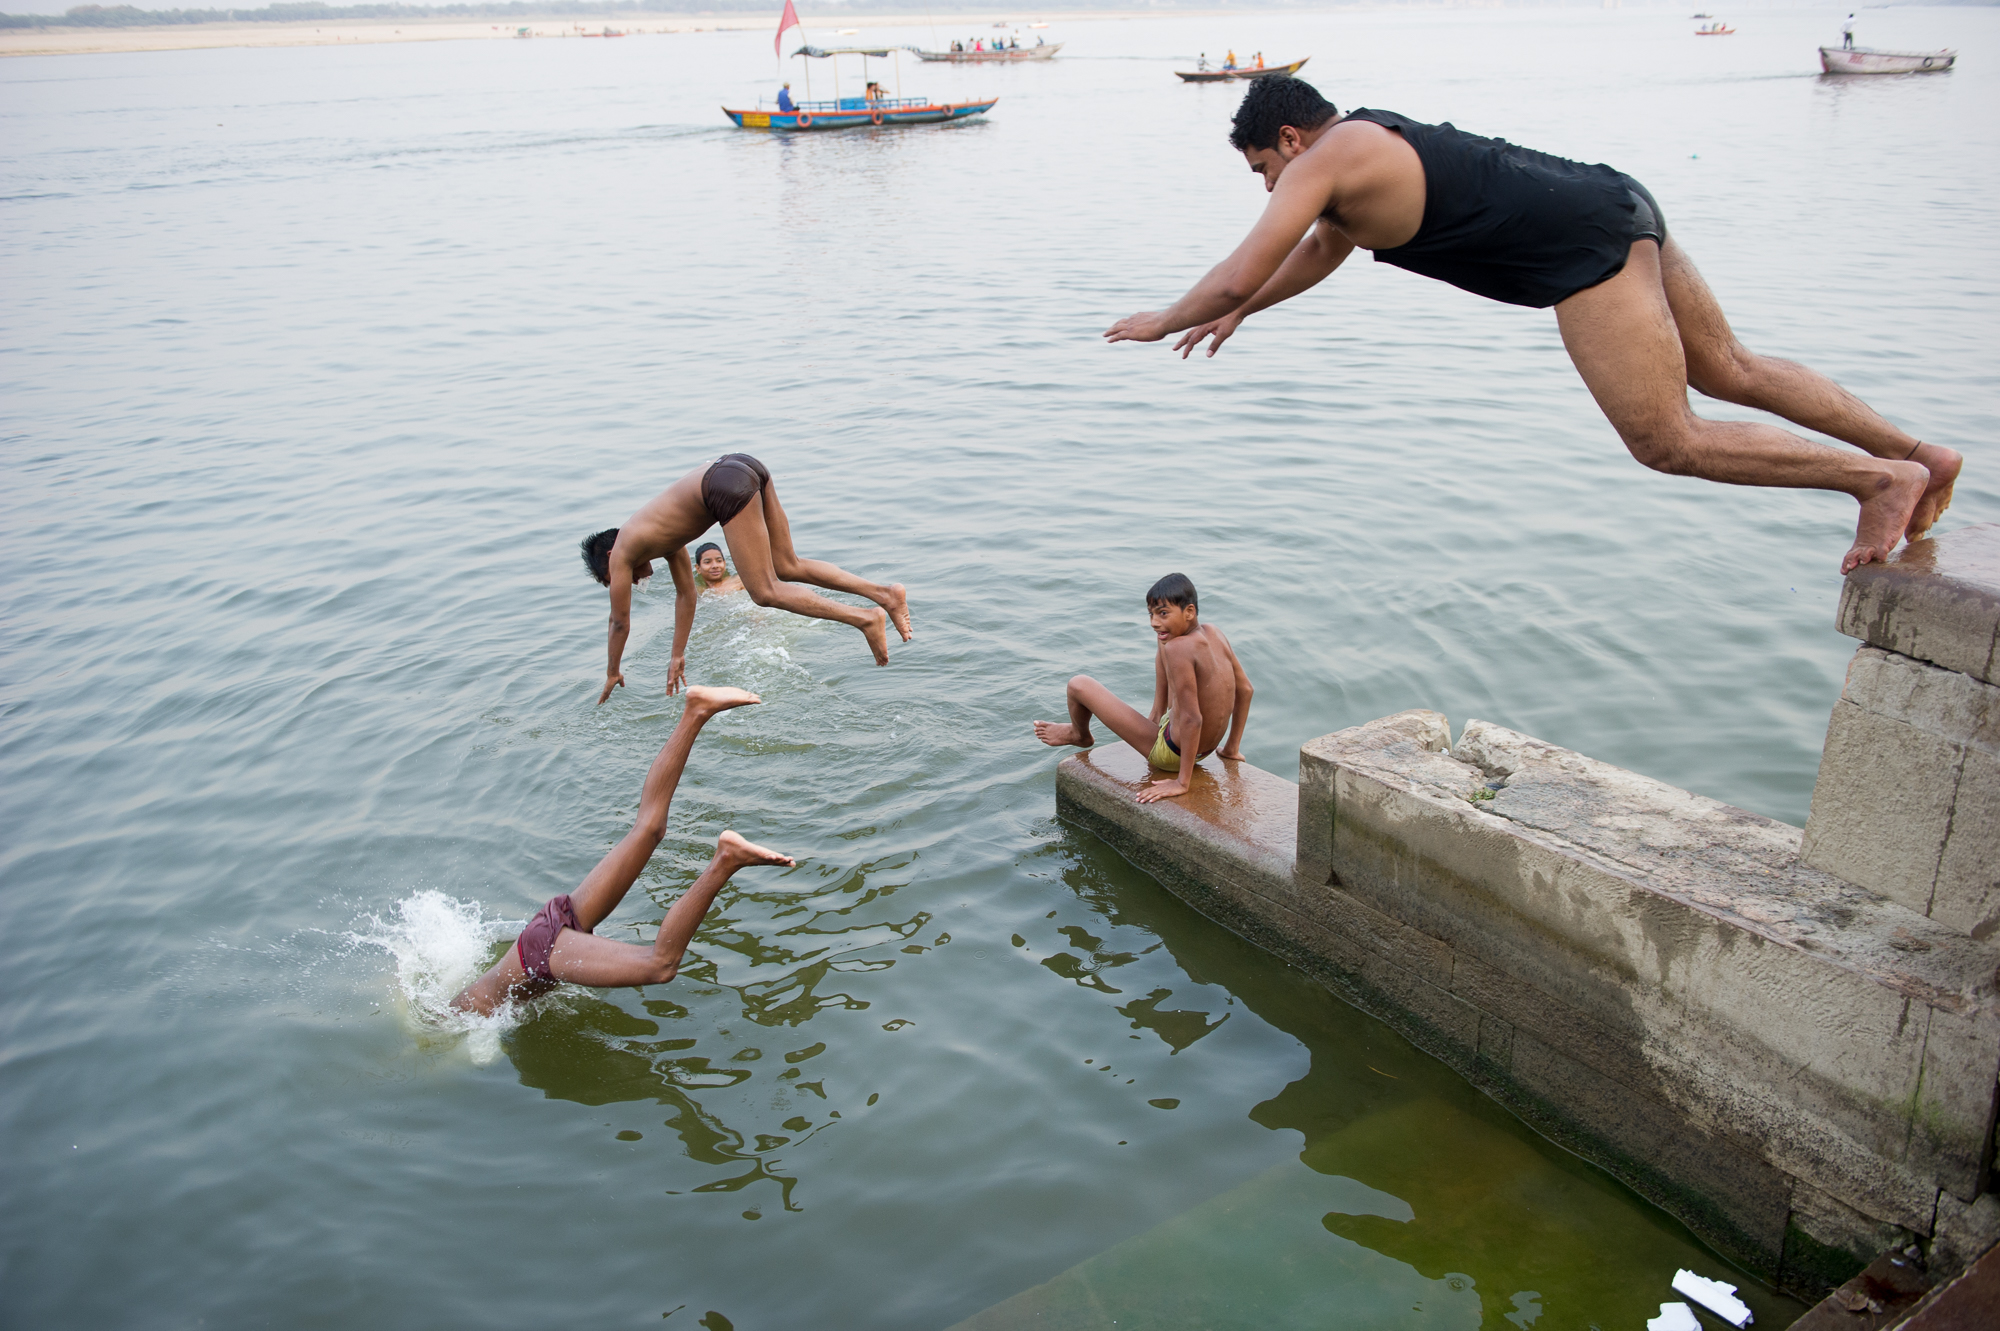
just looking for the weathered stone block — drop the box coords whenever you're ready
[1803,698,1957,909]
[1837,523,2000,686]
[1934,747,2000,942]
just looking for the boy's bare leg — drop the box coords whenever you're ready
[542,832,795,988]
[758,481,914,642]
[450,685,759,1015]
[1660,239,1960,541]
[723,497,893,665]
[1034,675,1160,755]
[1555,242,1929,574]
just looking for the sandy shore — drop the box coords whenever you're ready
[0,11,1178,58]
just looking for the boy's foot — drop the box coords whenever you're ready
[883,584,914,642]
[715,829,795,870]
[862,608,891,665]
[1842,461,1928,574]
[1905,443,1961,541]
[1033,721,1092,748]
[684,685,761,718]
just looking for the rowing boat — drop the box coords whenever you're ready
[1818,45,1957,74]
[914,43,1061,62]
[1175,57,1308,83]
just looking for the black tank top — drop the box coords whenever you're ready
[1339,108,1638,309]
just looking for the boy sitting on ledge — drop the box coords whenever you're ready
[1033,573,1253,803]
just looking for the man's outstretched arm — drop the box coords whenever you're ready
[663,547,697,696]
[1103,156,1338,346]
[1174,222,1356,358]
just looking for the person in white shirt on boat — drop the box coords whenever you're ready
[1105,76,1961,575]
[1842,14,1856,49]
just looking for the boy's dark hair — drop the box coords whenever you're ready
[1146,573,1198,612]
[580,528,619,586]
[694,542,722,562]
[1228,76,1339,152]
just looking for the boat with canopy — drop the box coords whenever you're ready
[913,40,1061,63]
[724,9,997,132]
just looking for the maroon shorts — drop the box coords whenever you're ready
[516,894,590,982]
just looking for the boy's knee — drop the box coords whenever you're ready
[1687,343,1758,403]
[744,580,780,608]
[1067,674,1098,696]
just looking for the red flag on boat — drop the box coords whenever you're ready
[775,0,799,55]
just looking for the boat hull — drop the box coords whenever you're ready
[913,44,1060,62]
[1818,45,1956,74]
[724,99,998,131]
[1175,57,1308,83]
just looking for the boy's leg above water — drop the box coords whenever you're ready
[1034,675,1161,756]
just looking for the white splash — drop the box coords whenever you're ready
[353,890,523,1065]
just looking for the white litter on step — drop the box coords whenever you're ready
[1673,1269,1754,1327]
[1647,1302,1701,1331]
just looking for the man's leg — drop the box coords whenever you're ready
[1034,675,1160,754]
[1554,240,1929,573]
[1660,237,1960,539]
[723,497,893,665]
[757,480,913,641]
[450,685,760,1015]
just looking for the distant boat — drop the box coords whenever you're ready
[1176,56,1309,83]
[915,43,1061,63]
[725,44,996,131]
[1819,45,1957,74]
[1695,22,1734,35]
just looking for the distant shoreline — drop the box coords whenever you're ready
[0,9,1214,57]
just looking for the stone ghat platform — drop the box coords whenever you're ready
[1054,526,2000,1304]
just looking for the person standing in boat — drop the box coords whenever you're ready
[777,82,795,112]
[1842,14,1856,48]
[1104,76,1959,575]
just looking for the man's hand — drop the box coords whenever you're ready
[665,656,687,696]
[1174,312,1242,359]
[1104,312,1171,344]
[597,672,626,705]
[1136,777,1190,804]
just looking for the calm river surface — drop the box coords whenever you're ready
[3,7,1995,1327]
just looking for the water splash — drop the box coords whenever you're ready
[352,890,522,1065]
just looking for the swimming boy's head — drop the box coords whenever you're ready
[1146,572,1199,641]
[1230,76,1338,190]
[695,542,728,582]
[580,528,651,587]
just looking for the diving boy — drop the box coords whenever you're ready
[581,454,914,705]
[1033,574,1253,804]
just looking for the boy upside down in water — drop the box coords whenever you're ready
[452,686,791,1016]
[1033,573,1254,803]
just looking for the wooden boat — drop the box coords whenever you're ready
[727,44,997,131]
[1175,56,1308,83]
[913,43,1061,63]
[725,96,998,131]
[1695,23,1734,35]
[1818,45,1956,74]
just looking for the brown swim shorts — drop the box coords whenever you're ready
[516,894,590,983]
[700,453,770,529]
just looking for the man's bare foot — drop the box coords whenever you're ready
[861,608,890,665]
[683,685,761,717]
[883,584,914,642]
[1905,443,1961,541]
[715,829,795,870]
[1843,460,1929,574]
[1033,720,1092,748]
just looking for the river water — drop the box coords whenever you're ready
[3,7,1995,1327]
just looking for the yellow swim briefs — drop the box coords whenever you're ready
[1148,712,1180,772]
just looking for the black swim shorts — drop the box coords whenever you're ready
[701,454,770,529]
[516,894,588,983]
[1623,175,1667,246]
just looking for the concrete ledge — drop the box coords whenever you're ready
[1055,715,2000,1300]
[1838,524,2000,687]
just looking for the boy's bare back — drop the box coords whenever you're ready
[1158,623,1243,757]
